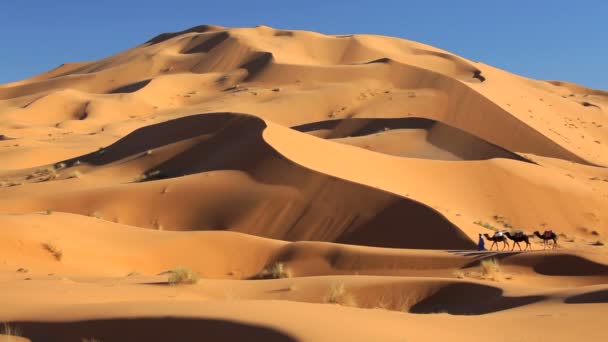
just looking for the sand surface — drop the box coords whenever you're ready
[0,24,607,341]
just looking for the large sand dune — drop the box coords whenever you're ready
[1,24,607,341]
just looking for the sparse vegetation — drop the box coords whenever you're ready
[323,282,357,307]
[255,262,292,279]
[473,220,498,231]
[453,270,465,279]
[42,242,62,261]
[68,171,82,179]
[591,240,604,246]
[45,209,53,215]
[89,211,103,219]
[134,174,147,182]
[27,167,58,181]
[0,323,21,338]
[480,258,500,277]
[167,267,200,285]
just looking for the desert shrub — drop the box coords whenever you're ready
[480,258,500,276]
[0,323,21,337]
[253,262,292,279]
[323,282,357,307]
[168,267,200,285]
[68,171,82,179]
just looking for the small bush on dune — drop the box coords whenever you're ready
[270,263,291,279]
[480,258,500,277]
[1,323,21,337]
[254,262,292,279]
[323,282,357,307]
[68,171,82,179]
[167,267,200,285]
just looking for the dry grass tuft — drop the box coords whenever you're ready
[89,211,103,219]
[270,263,291,279]
[68,171,82,179]
[480,258,500,277]
[453,270,465,279]
[254,262,292,279]
[167,267,200,285]
[323,282,357,307]
[42,242,62,261]
[1,323,21,338]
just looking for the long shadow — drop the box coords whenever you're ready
[49,113,479,250]
[10,318,297,342]
[59,112,241,167]
[337,199,475,250]
[565,289,608,304]
[533,255,608,276]
[107,79,152,94]
[241,52,274,81]
[409,283,546,315]
[291,117,534,163]
[144,25,218,45]
[182,31,230,54]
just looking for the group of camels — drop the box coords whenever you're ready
[482,230,558,251]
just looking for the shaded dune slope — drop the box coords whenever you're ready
[292,117,534,161]
[3,113,475,250]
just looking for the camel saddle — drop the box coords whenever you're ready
[543,230,553,238]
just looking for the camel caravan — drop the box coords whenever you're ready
[478,230,558,252]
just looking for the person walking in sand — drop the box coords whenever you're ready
[477,233,485,251]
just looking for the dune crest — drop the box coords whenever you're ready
[1,24,607,341]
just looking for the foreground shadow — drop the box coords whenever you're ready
[409,283,546,315]
[12,318,297,342]
[565,289,608,304]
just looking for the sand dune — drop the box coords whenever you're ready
[1,24,607,341]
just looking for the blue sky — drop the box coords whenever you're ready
[1,0,606,89]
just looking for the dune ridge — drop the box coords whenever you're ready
[1,24,607,341]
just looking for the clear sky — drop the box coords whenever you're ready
[1,0,606,89]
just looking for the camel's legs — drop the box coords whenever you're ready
[516,242,522,251]
[490,241,497,251]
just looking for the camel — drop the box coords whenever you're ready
[483,233,510,251]
[504,231,532,251]
[534,230,558,249]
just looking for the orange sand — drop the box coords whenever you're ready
[0,25,606,341]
